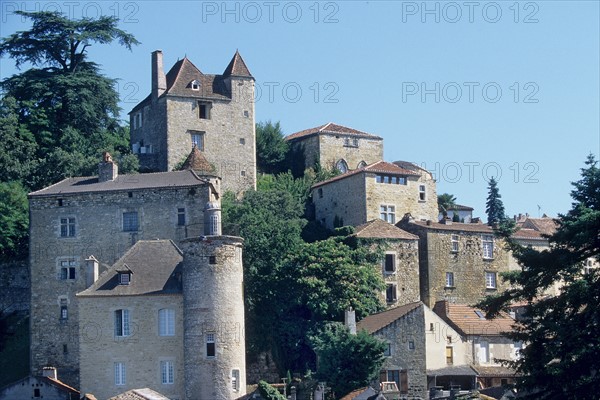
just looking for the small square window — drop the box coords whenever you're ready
[243,110,249,117]
[119,273,131,285]
[384,343,392,356]
[408,341,415,350]
[209,256,217,265]
[241,170,246,177]
[240,138,246,145]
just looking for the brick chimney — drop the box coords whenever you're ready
[98,152,118,182]
[152,50,167,100]
[85,256,99,288]
[42,366,57,380]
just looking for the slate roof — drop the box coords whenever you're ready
[223,50,253,77]
[77,240,183,297]
[28,170,211,197]
[353,219,419,240]
[312,161,420,189]
[181,146,215,173]
[433,301,516,336]
[286,122,383,141]
[407,220,494,234]
[108,388,170,400]
[357,302,422,334]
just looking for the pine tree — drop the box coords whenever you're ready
[485,177,506,226]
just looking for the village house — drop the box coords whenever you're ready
[285,122,384,172]
[27,152,219,387]
[129,50,256,194]
[312,160,438,230]
[437,204,474,223]
[399,217,511,308]
[0,367,79,400]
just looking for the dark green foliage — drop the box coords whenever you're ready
[478,155,600,400]
[452,212,460,222]
[258,380,286,400]
[438,193,457,218]
[0,97,37,185]
[0,314,29,387]
[310,322,386,397]
[0,182,29,261]
[485,177,506,226]
[256,121,289,174]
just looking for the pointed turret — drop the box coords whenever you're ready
[180,146,215,174]
[223,50,253,78]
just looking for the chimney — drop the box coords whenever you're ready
[345,307,356,335]
[42,366,57,380]
[152,50,167,100]
[441,217,452,225]
[98,152,118,182]
[204,201,222,236]
[85,256,99,288]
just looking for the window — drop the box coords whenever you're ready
[386,284,397,303]
[335,159,348,173]
[376,175,407,185]
[60,217,76,237]
[59,259,77,280]
[357,161,367,169]
[584,259,594,275]
[191,79,200,90]
[58,199,63,207]
[446,336,452,344]
[114,309,130,337]
[177,208,186,226]
[190,131,205,150]
[241,170,246,176]
[353,138,359,147]
[119,272,131,285]
[114,362,126,385]
[482,235,494,259]
[232,369,240,391]
[386,370,408,394]
[380,205,396,223]
[446,346,454,364]
[383,253,396,273]
[445,272,454,288]
[419,184,426,201]
[34,388,40,397]
[206,333,216,358]
[122,211,139,232]
[384,343,392,356]
[478,341,490,363]
[160,360,174,384]
[239,138,246,145]
[318,188,323,198]
[198,101,211,119]
[408,341,415,350]
[209,255,217,265]
[485,272,497,289]
[344,138,350,146]
[159,309,175,336]
[451,234,459,252]
[60,305,68,320]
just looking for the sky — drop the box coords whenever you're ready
[1,1,599,219]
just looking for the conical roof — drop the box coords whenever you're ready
[223,50,253,78]
[181,146,214,173]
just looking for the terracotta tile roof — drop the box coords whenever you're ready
[407,220,495,234]
[28,170,211,197]
[433,301,516,336]
[357,302,422,334]
[427,365,478,376]
[339,387,378,400]
[286,122,383,141]
[472,365,517,378]
[109,388,170,400]
[43,377,80,396]
[77,240,183,297]
[353,219,419,240]
[520,217,558,236]
[312,161,420,189]
[223,50,253,77]
[181,146,215,173]
[512,228,547,240]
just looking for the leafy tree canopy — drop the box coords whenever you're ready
[438,193,457,218]
[478,155,600,400]
[0,182,29,261]
[256,120,289,174]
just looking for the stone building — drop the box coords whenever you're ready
[285,122,383,172]
[437,204,474,223]
[351,219,420,308]
[0,367,79,400]
[28,153,219,387]
[399,217,511,308]
[312,161,438,230]
[357,302,473,399]
[129,50,256,194]
[433,301,519,389]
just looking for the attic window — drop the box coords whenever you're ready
[191,80,200,90]
[119,272,131,285]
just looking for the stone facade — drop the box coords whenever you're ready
[28,158,216,387]
[400,220,511,308]
[0,372,79,400]
[0,261,29,313]
[313,161,438,230]
[286,122,383,172]
[130,50,256,195]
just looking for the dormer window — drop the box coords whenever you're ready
[190,80,200,90]
[117,264,133,285]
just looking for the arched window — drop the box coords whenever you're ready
[357,161,367,169]
[336,159,349,174]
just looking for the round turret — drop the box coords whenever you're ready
[204,201,222,236]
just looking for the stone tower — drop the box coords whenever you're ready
[129,50,256,195]
[181,201,246,400]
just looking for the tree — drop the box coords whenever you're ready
[0,182,29,261]
[256,120,289,174]
[438,193,457,218]
[485,177,506,226]
[310,322,386,397]
[0,11,139,189]
[0,97,37,186]
[478,155,600,400]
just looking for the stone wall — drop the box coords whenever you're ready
[313,172,367,229]
[78,294,184,400]
[0,261,29,314]
[131,97,168,172]
[29,182,212,387]
[318,134,383,170]
[181,236,246,400]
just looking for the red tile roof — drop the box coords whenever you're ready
[312,161,420,189]
[44,377,80,396]
[407,220,495,234]
[357,302,422,334]
[354,219,419,240]
[512,228,547,240]
[433,301,516,336]
[286,122,383,141]
[181,146,215,173]
[520,217,558,236]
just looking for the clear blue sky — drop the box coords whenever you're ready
[1,1,599,219]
